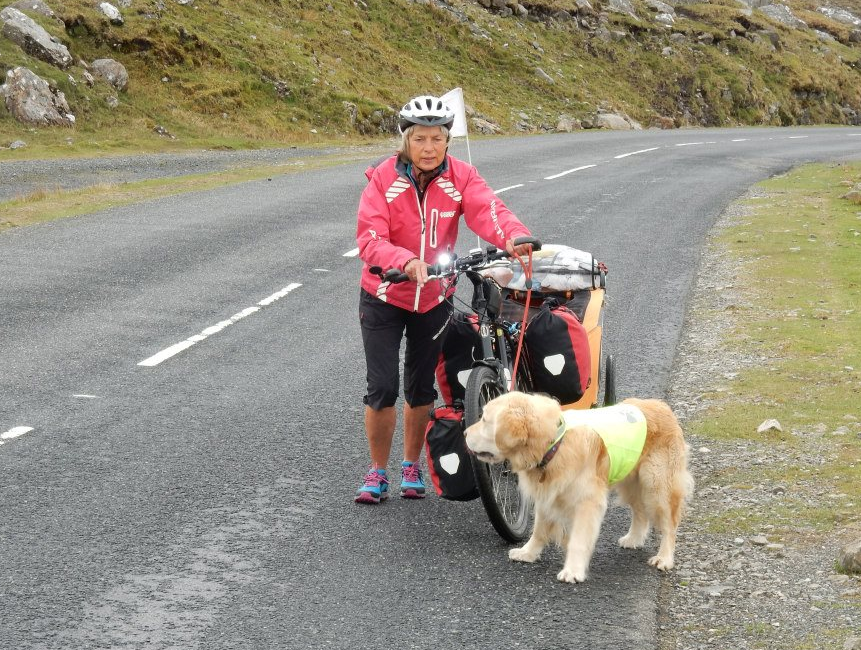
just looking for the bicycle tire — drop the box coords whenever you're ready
[464,364,532,543]
[603,354,617,406]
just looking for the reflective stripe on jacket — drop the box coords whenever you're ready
[357,153,530,313]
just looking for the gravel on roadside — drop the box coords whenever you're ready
[661,191,861,650]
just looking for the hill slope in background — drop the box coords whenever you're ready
[0,0,860,156]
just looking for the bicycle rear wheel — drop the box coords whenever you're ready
[464,364,532,543]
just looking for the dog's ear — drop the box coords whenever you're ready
[494,397,534,453]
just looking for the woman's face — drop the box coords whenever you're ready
[407,125,448,172]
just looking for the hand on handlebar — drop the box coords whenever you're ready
[404,257,429,287]
[506,239,535,258]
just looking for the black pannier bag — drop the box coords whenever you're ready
[435,311,480,405]
[522,301,591,404]
[424,404,479,501]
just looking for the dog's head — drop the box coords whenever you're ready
[464,391,562,470]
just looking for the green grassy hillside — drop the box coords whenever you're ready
[1,0,860,156]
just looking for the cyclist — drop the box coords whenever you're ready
[355,93,533,504]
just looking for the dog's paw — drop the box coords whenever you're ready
[618,534,645,549]
[556,567,587,583]
[509,547,539,563]
[648,554,674,571]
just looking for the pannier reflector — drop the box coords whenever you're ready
[543,354,566,376]
[440,453,461,475]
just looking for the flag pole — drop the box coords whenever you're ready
[440,87,480,247]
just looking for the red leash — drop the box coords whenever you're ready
[508,249,533,392]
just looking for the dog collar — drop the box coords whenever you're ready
[537,417,568,471]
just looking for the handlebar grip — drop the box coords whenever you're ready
[383,268,409,283]
[512,236,542,251]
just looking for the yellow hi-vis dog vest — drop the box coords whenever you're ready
[561,404,647,485]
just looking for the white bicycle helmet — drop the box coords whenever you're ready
[398,95,455,133]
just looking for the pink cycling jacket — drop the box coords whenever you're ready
[357,153,530,313]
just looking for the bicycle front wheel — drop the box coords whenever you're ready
[464,365,532,543]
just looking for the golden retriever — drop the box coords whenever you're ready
[464,391,693,583]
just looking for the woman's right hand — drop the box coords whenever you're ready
[404,257,429,287]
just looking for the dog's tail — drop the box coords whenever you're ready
[673,443,696,523]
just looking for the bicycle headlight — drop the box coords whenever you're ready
[437,252,452,267]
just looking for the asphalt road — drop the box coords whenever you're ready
[1,126,859,649]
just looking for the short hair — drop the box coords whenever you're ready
[397,124,451,157]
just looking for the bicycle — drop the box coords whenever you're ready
[375,236,614,542]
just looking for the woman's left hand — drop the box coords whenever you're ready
[506,239,534,258]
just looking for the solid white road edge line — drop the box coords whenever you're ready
[138,283,302,367]
[544,164,597,180]
[614,147,660,159]
[0,426,34,445]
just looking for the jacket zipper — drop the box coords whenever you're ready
[413,189,428,312]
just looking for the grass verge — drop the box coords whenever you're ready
[0,149,380,231]
[687,160,861,543]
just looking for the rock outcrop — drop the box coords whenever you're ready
[0,6,72,69]
[1,66,75,126]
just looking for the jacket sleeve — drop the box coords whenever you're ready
[356,172,416,272]
[459,166,531,248]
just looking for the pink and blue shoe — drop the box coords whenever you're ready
[355,468,389,504]
[399,461,426,499]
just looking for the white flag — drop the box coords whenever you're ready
[440,87,468,138]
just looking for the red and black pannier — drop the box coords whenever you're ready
[435,311,480,405]
[424,404,479,501]
[522,300,591,404]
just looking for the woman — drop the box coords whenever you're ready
[355,94,533,504]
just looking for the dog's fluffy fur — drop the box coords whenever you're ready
[464,392,693,583]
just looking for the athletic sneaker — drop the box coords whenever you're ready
[355,468,389,504]
[400,461,426,499]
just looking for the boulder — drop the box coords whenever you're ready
[838,538,861,573]
[555,115,582,132]
[606,0,638,19]
[472,117,501,135]
[0,7,72,69]
[1,66,75,126]
[817,6,861,27]
[646,0,674,15]
[593,112,636,130]
[842,183,861,204]
[91,58,129,91]
[535,67,555,84]
[758,4,808,29]
[9,0,55,18]
[99,2,124,25]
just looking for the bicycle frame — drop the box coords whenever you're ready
[462,269,510,391]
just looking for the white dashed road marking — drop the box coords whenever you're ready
[343,248,360,257]
[138,283,302,367]
[614,147,660,159]
[494,184,525,194]
[0,426,34,445]
[544,164,597,180]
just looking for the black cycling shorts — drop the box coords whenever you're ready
[360,289,452,410]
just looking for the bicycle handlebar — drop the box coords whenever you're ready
[374,236,542,285]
